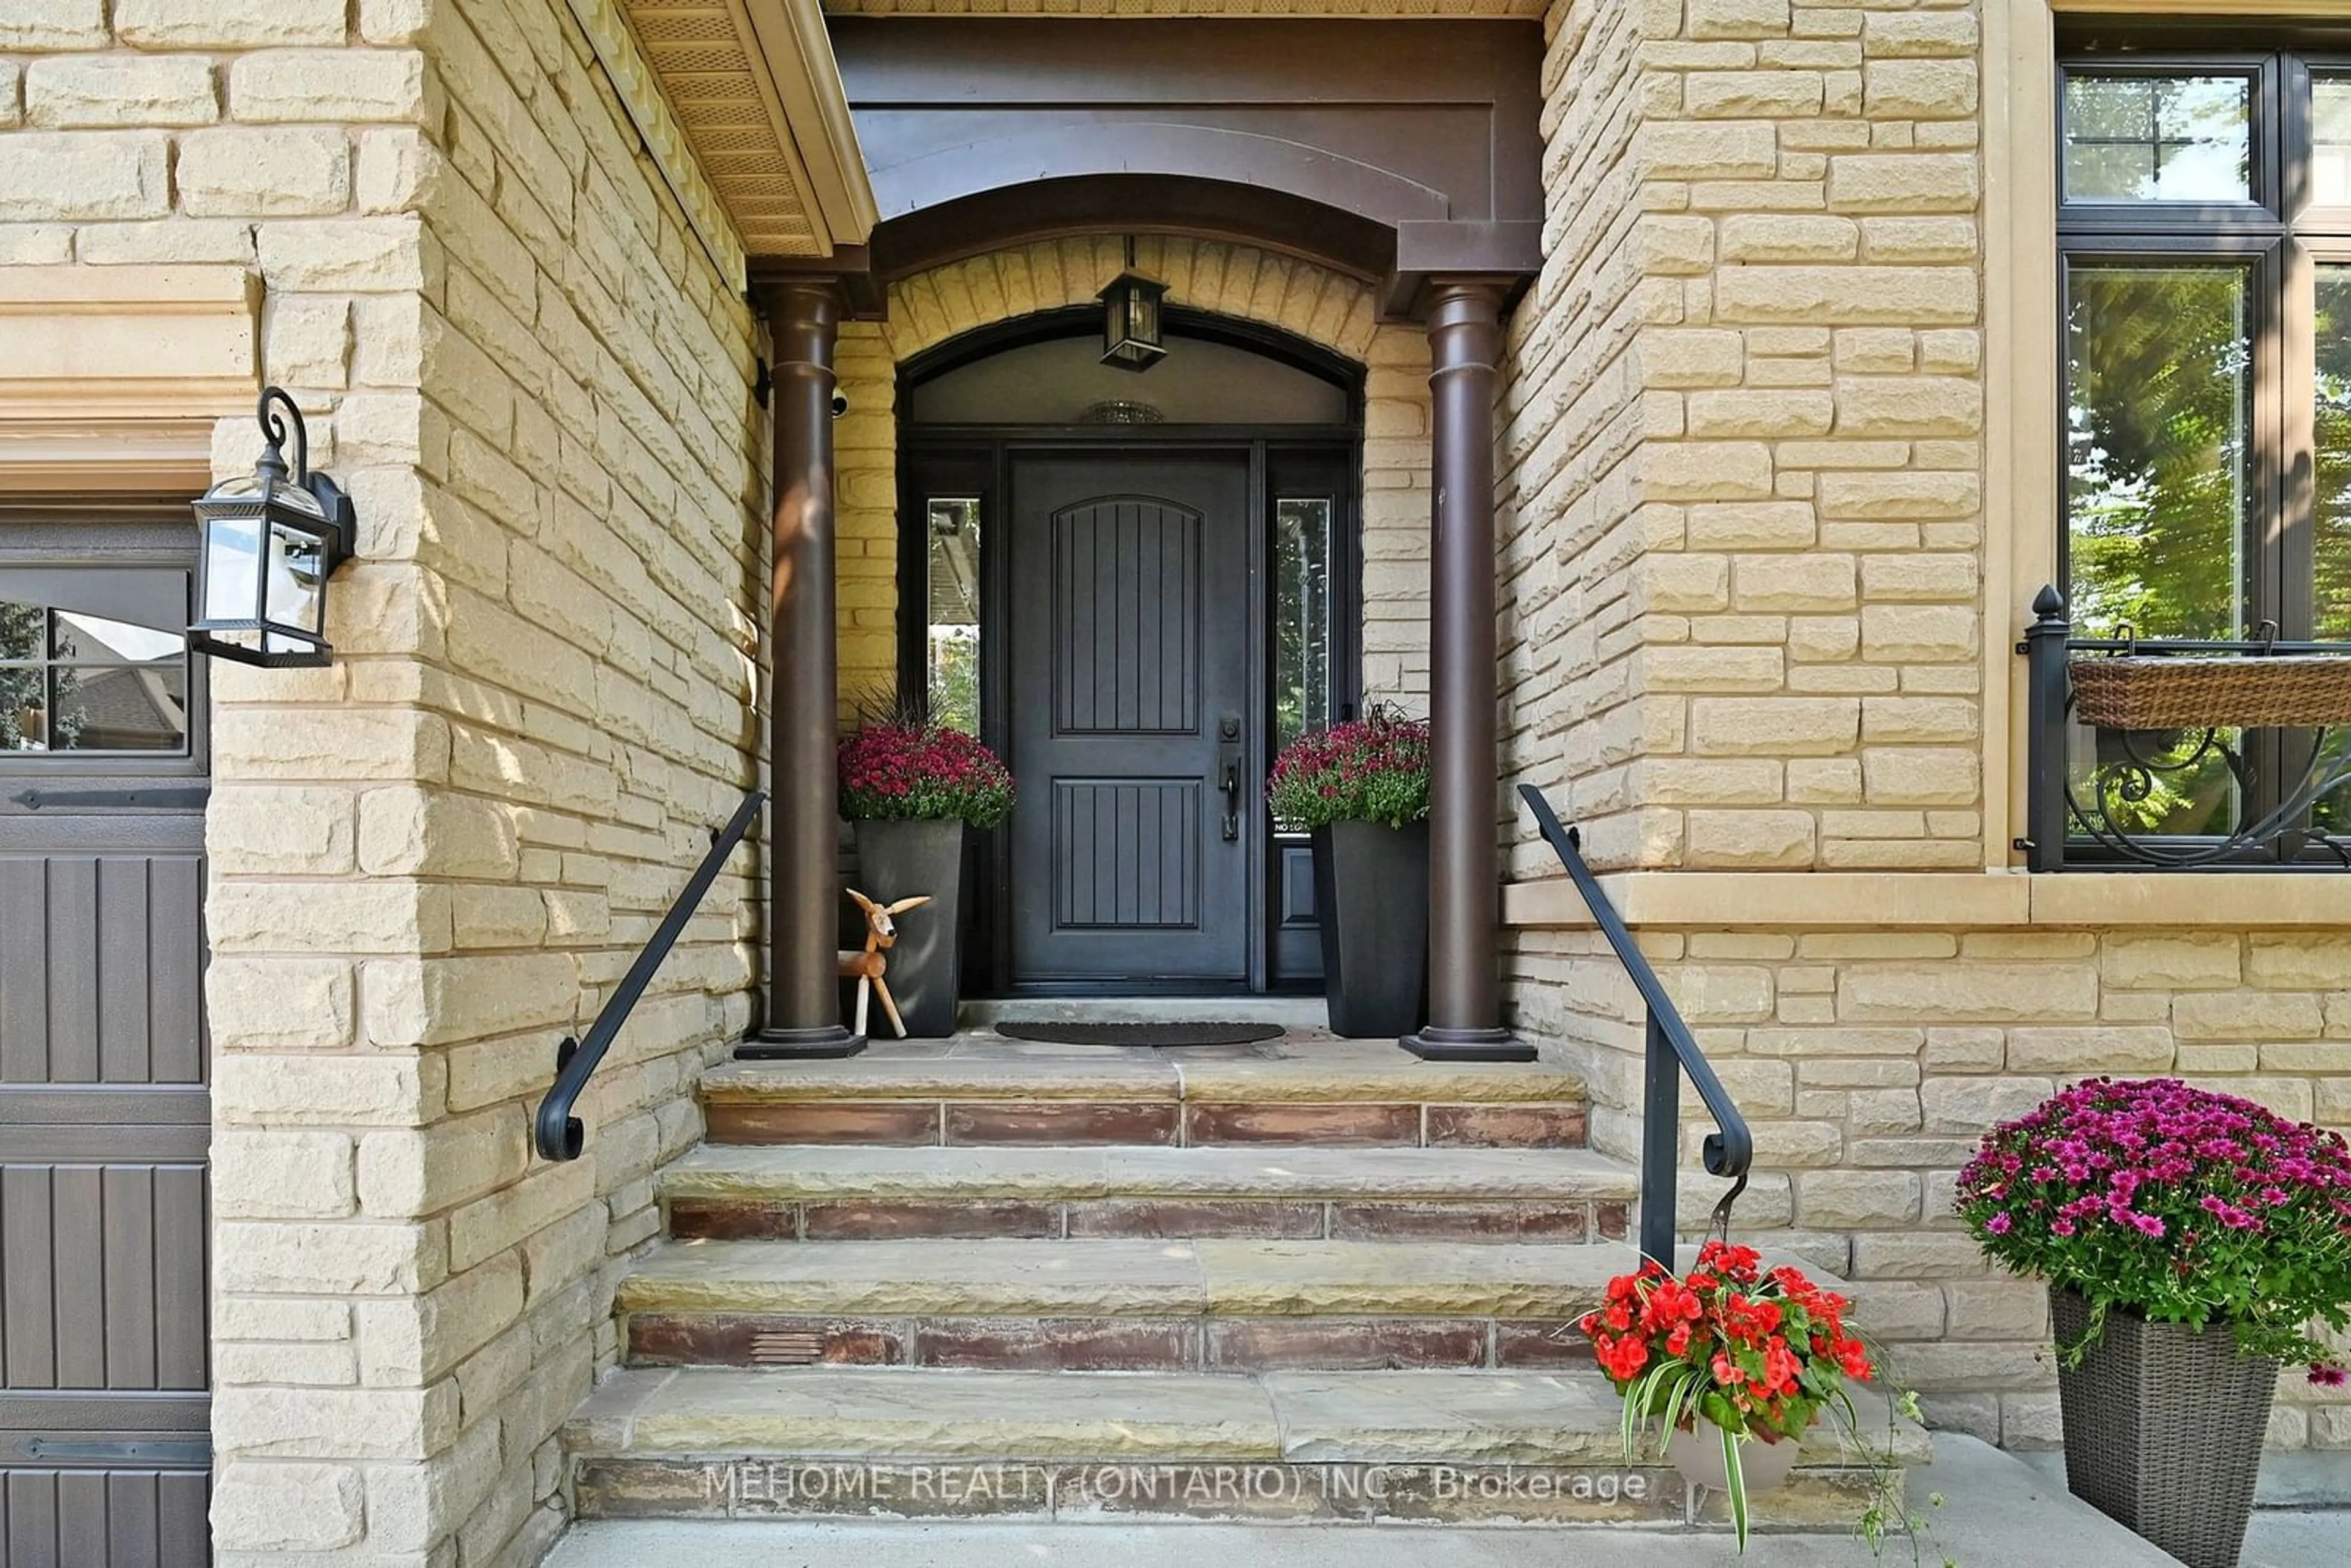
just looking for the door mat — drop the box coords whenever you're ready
[993,1021,1284,1048]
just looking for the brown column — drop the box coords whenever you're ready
[1404,281,1531,1063]
[741,279,863,1059]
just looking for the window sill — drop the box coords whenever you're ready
[1502,869,2351,931]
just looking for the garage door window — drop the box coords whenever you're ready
[0,568,191,756]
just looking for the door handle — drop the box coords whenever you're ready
[1218,712,1243,841]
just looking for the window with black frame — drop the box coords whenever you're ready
[2057,42,2351,860]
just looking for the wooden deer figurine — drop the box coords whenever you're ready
[838,888,934,1039]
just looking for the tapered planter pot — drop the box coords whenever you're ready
[2050,1288,2276,1568]
[1311,818,1428,1038]
[851,818,966,1038]
[1665,1422,1801,1496]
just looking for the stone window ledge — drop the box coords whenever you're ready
[1502,870,2351,931]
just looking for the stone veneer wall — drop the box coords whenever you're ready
[1498,0,1654,868]
[1511,918,2351,1452]
[831,237,1436,713]
[4,0,770,1559]
[1502,0,1987,874]
[1496,0,2347,1465]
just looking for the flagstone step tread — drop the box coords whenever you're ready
[618,1239,1632,1319]
[661,1144,1639,1204]
[568,1366,1930,1468]
[700,1041,1588,1105]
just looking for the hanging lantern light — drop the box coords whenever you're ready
[188,387,356,669]
[1098,238,1168,373]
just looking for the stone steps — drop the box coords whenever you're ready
[698,1041,1590,1149]
[566,1367,1925,1529]
[659,1143,1638,1244]
[569,1041,1935,1540]
[619,1237,1630,1372]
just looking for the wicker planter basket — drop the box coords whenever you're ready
[2050,1289,2276,1568]
[2070,655,2351,730]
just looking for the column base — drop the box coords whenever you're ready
[737,1024,867,1061]
[1401,1026,1535,1063]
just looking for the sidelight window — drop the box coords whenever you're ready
[1273,496,1333,757]
[924,497,983,734]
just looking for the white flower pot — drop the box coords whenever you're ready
[1665,1421,1802,1495]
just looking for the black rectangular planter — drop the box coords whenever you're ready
[851,817,967,1038]
[2051,1288,2276,1568]
[1311,819,1428,1039]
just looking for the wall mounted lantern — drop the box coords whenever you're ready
[189,386,356,668]
[1098,240,1168,373]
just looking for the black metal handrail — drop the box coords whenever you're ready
[1518,784,1755,1268]
[534,789,767,1161]
[2019,586,2351,870]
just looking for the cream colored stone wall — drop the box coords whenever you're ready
[1504,0,1987,874]
[1498,0,2350,1462]
[381,1,767,1559]
[831,237,1434,712]
[2,0,769,1559]
[1499,0,1659,870]
[1510,919,2351,1450]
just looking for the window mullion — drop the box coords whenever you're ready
[2284,54,2315,222]
[2263,53,2292,220]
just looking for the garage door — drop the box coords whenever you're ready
[0,512,211,1565]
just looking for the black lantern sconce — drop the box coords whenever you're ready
[1098,238,1168,373]
[189,387,356,668]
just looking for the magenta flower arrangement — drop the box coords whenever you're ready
[838,723,1014,830]
[1956,1077,2351,1377]
[1266,707,1430,830]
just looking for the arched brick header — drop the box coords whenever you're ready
[831,236,1430,709]
[876,236,1384,366]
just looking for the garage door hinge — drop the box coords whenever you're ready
[25,1439,211,1465]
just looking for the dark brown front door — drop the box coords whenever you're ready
[0,516,212,1564]
[1007,452,1253,988]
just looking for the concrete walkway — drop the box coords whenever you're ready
[543,1434,2333,1566]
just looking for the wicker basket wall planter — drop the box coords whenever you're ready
[2070,654,2351,730]
[2050,1289,2278,1568]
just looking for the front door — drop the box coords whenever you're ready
[1007,452,1253,988]
[0,515,212,1564]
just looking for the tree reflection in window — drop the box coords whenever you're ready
[1274,497,1332,762]
[2064,266,2253,838]
[1,585,190,755]
[2066,265,2253,642]
[2317,77,2351,208]
[926,498,982,734]
[2317,267,2351,638]
[2063,74,2252,203]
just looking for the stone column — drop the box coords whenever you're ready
[1405,281,1531,1062]
[741,279,863,1059]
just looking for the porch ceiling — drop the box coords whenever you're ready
[610,0,879,259]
